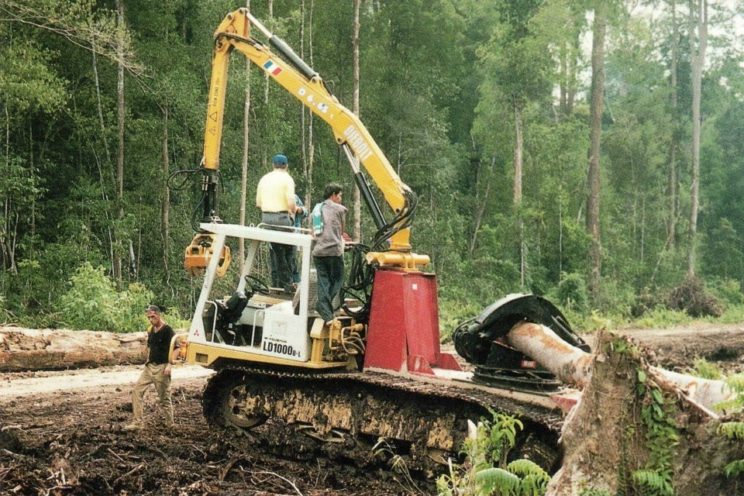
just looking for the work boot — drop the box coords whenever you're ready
[123,421,143,431]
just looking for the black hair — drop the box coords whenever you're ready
[323,182,343,199]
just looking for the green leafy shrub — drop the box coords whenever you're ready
[632,368,679,496]
[632,307,692,329]
[439,297,483,343]
[437,411,550,496]
[57,263,154,332]
[693,359,722,380]
[718,374,744,478]
[556,272,588,313]
[631,287,664,318]
[709,278,744,306]
[718,304,744,324]
[0,295,11,324]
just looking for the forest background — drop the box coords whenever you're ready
[2,0,744,335]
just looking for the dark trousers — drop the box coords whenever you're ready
[262,212,293,290]
[314,255,344,322]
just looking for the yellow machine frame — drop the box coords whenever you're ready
[202,8,427,265]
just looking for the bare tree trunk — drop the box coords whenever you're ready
[667,0,679,249]
[29,124,35,257]
[92,47,116,270]
[513,101,525,287]
[240,0,252,270]
[513,102,523,206]
[1,106,12,272]
[559,40,568,115]
[586,3,606,300]
[559,13,580,116]
[300,0,307,199]
[351,0,362,242]
[262,0,273,172]
[687,0,707,277]
[306,0,315,208]
[469,154,495,256]
[114,0,126,284]
[161,106,170,281]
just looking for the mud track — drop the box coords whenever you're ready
[1,322,742,495]
[0,368,421,495]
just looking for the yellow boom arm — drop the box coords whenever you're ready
[200,8,428,268]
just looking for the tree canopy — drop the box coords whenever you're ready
[1,0,743,330]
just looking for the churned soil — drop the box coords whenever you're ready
[0,322,742,495]
[0,367,420,495]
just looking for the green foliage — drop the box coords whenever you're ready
[486,412,524,467]
[724,460,744,478]
[632,371,679,496]
[437,412,549,496]
[708,279,744,306]
[717,374,744,478]
[716,304,744,325]
[0,295,10,324]
[1,0,744,348]
[727,374,744,392]
[556,272,589,313]
[474,467,520,494]
[579,489,612,496]
[692,359,722,380]
[718,422,744,440]
[57,263,154,332]
[439,298,483,343]
[631,470,673,496]
[632,308,692,329]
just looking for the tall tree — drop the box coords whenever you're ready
[687,0,707,277]
[667,0,680,250]
[239,0,252,269]
[586,1,607,300]
[351,0,362,242]
[114,0,126,284]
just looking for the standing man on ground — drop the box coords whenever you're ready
[125,305,178,431]
[312,183,350,323]
[256,153,297,291]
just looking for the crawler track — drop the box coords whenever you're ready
[203,365,564,473]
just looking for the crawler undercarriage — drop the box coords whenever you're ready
[202,365,564,473]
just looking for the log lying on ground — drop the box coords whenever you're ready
[0,327,147,371]
[508,322,735,410]
[543,331,744,496]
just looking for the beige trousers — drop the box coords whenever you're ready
[131,362,173,424]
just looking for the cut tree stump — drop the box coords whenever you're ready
[0,327,148,371]
[546,331,744,496]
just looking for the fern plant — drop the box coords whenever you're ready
[632,368,678,496]
[436,412,550,496]
[718,373,744,478]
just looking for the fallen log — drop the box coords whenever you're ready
[0,327,148,371]
[508,322,735,410]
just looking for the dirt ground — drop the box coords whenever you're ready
[0,323,742,495]
[0,364,429,495]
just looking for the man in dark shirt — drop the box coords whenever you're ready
[124,305,178,431]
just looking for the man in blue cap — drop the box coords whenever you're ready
[256,153,298,291]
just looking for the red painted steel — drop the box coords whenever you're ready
[364,269,460,374]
